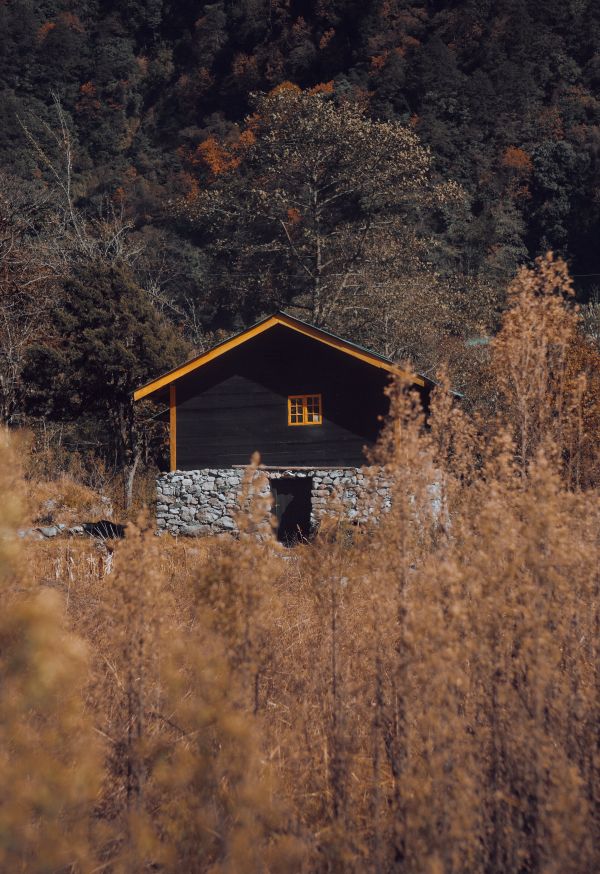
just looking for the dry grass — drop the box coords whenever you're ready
[1,254,600,872]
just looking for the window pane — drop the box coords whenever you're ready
[288,394,321,425]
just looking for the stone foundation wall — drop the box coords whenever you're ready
[156,467,391,536]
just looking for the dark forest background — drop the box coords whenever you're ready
[2,0,600,499]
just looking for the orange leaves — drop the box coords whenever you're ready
[238,128,256,149]
[309,81,334,95]
[185,127,256,179]
[269,81,302,98]
[196,138,241,176]
[268,80,333,104]
[36,21,56,43]
[319,28,335,50]
[370,53,389,71]
[501,146,533,174]
[501,146,533,200]
[37,12,84,42]
[76,81,101,113]
[180,172,200,202]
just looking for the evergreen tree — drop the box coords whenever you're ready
[23,262,188,503]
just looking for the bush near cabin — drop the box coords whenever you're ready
[1,254,599,872]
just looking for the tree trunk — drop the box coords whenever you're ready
[124,446,141,512]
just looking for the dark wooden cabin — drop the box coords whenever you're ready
[134,313,432,472]
[134,312,432,473]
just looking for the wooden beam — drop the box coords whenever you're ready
[134,317,281,400]
[169,384,177,472]
[274,314,425,385]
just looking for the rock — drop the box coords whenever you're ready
[154,465,389,537]
[18,528,44,540]
[38,525,60,538]
[180,524,204,536]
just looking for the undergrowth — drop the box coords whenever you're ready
[1,254,599,873]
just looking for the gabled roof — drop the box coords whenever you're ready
[133,311,429,401]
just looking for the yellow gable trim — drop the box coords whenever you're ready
[274,314,424,385]
[134,316,280,400]
[134,314,424,401]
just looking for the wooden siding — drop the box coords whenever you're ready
[134,311,425,401]
[174,326,405,469]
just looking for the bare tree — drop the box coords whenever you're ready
[18,92,144,268]
[0,173,61,423]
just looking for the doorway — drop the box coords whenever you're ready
[271,477,312,545]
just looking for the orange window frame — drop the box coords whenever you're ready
[288,393,322,426]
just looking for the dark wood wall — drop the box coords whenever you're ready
[174,326,424,469]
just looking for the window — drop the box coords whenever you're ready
[288,394,322,426]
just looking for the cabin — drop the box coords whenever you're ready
[134,313,433,543]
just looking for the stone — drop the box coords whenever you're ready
[156,465,390,537]
[183,524,209,536]
[18,528,43,540]
[38,525,60,538]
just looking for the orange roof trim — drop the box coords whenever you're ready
[133,312,426,401]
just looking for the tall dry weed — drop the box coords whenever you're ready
[4,252,600,872]
[0,431,100,872]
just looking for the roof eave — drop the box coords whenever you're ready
[133,313,428,401]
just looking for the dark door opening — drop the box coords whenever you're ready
[271,477,312,545]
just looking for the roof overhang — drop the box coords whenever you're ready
[134,312,428,401]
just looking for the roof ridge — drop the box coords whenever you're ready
[134,312,430,401]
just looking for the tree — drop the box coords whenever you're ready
[0,172,63,425]
[179,83,442,328]
[23,263,188,507]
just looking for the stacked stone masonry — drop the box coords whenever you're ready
[156,467,392,536]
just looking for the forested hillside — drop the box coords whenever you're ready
[2,0,600,489]
[4,0,600,287]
